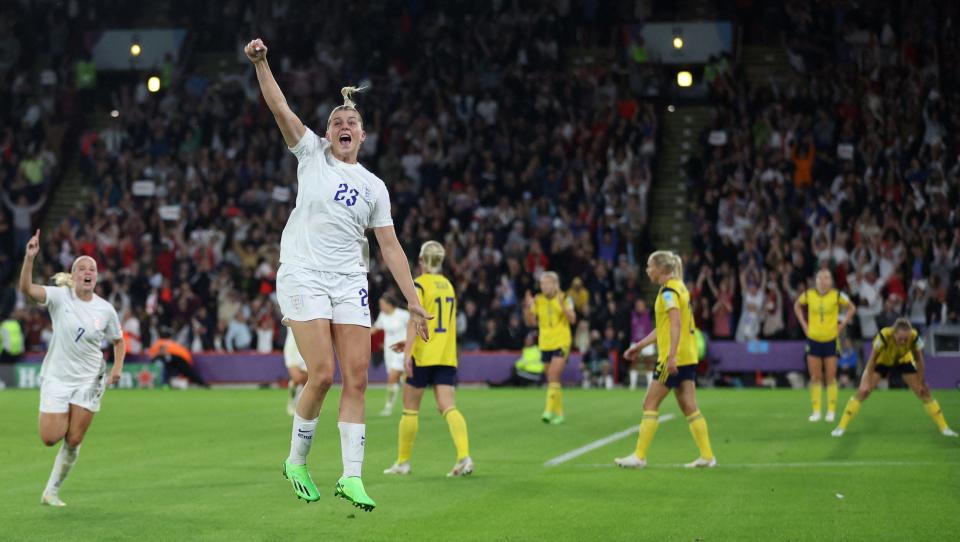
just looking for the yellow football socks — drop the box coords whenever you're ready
[634,410,659,459]
[686,410,714,460]
[546,383,563,415]
[397,409,419,463]
[924,400,948,431]
[826,382,838,414]
[442,407,470,460]
[810,384,822,414]
[837,397,861,430]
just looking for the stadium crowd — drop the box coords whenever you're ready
[5,0,958,368]
[687,0,960,348]
[6,0,657,358]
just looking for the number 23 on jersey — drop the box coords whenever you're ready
[333,183,359,207]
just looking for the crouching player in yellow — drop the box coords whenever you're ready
[832,318,957,438]
[615,250,716,469]
[383,241,474,476]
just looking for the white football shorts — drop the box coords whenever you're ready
[39,374,106,414]
[384,350,405,372]
[276,264,371,328]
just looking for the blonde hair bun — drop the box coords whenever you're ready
[327,84,369,127]
[419,240,445,273]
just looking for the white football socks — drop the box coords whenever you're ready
[287,414,318,465]
[338,421,366,478]
[45,443,79,495]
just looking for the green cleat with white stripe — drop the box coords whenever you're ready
[282,461,320,503]
[335,476,376,512]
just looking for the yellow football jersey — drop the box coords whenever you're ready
[798,288,850,342]
[872,327,922,366]
[412,273,457,367]
[654,278,697,366]
[534,292,573,351]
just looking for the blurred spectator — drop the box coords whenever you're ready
[148,336,209,388]
[487,334,543,388]
[837,336,860,388]
[736,267,765,343]
[2,191,46,258]
[581,330,613,389]
[1,310,26,363]
[224,312,252,352]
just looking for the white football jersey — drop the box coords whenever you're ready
[280,128,394,273]
[40,286,122,383]
[373,308,410,350]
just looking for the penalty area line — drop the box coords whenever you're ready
[543,413,676,467]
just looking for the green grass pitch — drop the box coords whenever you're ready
[1,387,958,541]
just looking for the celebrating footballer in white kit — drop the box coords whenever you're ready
[245,37,430,512]
[19,230,125,507]
[370,294,410,416]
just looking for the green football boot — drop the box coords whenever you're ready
[541,411,553,423]
[282,461,320,502]
[550,414,565,425]
[334,476,376,512]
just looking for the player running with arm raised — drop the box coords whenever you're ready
[20,230,125,506]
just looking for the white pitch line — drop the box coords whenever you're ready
[569,460,942,469]
[544,414,676,467]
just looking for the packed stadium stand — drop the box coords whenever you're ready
[687,0,960,349]
[2,0,959,374]
[3,0,661,358]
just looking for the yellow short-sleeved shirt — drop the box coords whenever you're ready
[798,288,850,342]
[872,327,922,367]
[412,273,457,367]
[654,278,697,366]
[534,292,573,351]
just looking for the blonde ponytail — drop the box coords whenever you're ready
[52,272,75,288]
[673,254,684,280]
[419,240,445,273]
[340,85,368,109]
[327,84,369,127]
[649,250,682,280]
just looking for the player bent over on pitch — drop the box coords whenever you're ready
[245,38,430,511]
[383,241,473,477]
[832,318,957,438]
[615,251,715,469]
